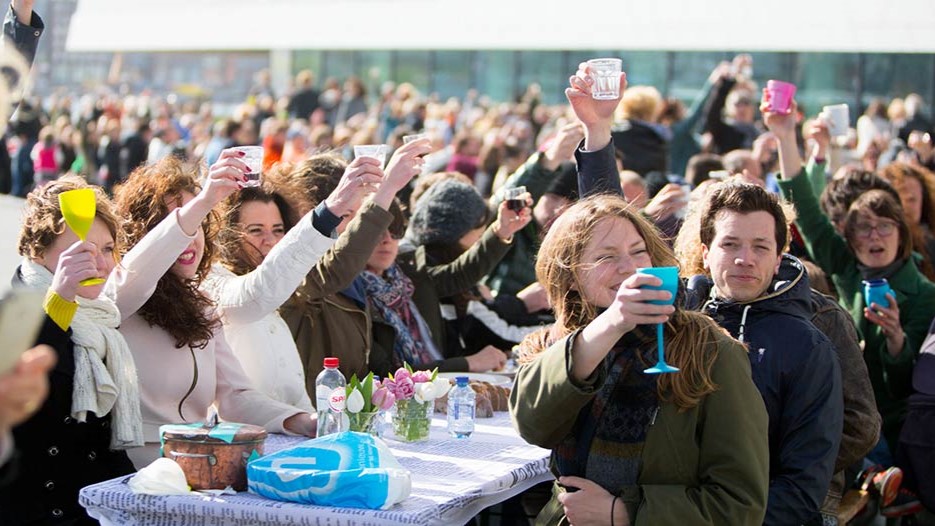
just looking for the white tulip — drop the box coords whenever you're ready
[432,378,452,398]
[346,389,365,413]
[414,382,436,404]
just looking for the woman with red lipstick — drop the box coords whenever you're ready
[769,100,935,463]
[111,151,319,468]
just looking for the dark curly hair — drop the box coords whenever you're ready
[113,157,219,350]
[216,165,304,276]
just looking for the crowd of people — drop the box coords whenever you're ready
[0,1,934,525]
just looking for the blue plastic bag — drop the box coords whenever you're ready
[247,431,411,509]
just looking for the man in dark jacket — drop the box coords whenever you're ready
[688,183,843,526]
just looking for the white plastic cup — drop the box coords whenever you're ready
[821,104,850,137]
[224,146,263,187]
[402,134,427,144]
[353,144,388,167]
[587,58,623,100]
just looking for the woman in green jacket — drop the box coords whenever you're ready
[510,194,769,526]
[768,100,935,458]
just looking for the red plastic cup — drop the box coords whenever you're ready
[765,80,796,114]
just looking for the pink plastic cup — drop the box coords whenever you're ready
[765,80,796,115]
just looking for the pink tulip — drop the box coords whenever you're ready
[372,388,396,411]
[411,370,431,384]
[395,377,415,400]
[393,368,411,383]
[382,377,397,396]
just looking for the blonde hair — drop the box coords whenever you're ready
[519,194,722,411]
[617,86,662,122]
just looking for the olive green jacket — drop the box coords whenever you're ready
[510,329,769,525]
[281,201,393,394]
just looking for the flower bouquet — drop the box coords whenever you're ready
[345,372,395,435]
[384,365,451,442]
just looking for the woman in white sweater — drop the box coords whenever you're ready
[202,140,429,409]
[110,151,319,467]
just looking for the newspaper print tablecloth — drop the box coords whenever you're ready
[80,412,552,526]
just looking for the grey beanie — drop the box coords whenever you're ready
[408,179,489,246]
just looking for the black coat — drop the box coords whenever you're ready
[1,315,134,525]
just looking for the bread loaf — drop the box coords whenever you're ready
[433,379,511,417]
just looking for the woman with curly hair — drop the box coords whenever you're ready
[509,195,769,525]
[112,151,317,467]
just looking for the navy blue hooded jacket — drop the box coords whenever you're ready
[687,255,843,526]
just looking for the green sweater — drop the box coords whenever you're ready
[778,172,935,448]
[510,329,769,525]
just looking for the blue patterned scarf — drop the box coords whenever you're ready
[360,264,438,367]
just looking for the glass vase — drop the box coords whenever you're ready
[347,410,382,435]
[391,399,432,442]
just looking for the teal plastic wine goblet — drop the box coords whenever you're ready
[637,266,680,374]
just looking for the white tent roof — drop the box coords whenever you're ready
[66,0,935,53]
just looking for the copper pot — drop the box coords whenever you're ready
[161,422,267,491]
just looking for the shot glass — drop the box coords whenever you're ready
[587,58,623,100]
[224,146,263,187]
[502,186,528,212]
[821,104,850,138]
[353,144,388,167]
[765,80,796,114]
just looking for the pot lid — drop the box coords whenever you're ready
[160,422,268,444]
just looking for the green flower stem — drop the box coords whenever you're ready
[393,399,431,442]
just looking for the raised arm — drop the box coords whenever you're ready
[108,150,244,319]
[565,62,625,198]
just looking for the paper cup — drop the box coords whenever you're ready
[765,80,796,114]
[353,144,388,166]
[822,104,850,137]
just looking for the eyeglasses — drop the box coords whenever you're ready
[853,220,898,239]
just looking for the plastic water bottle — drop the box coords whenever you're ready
[447,376,475,438]
[315,357,348,436]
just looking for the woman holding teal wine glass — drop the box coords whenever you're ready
[510,194,769,525]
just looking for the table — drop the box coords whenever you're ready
[79,413,552,526]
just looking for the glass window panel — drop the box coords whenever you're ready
[792,53,859,119]
[669,52,731,103]
[621,51,668,92]
[395,51,431,94]
[433,51,473,99]
[862,54,934,110]
[475,51,517,102]
[518,51,563,104]
[322,51,356,82]
[357,50,392,100]
[292,51,323,81]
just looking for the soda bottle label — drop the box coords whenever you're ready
[329,388,347,412]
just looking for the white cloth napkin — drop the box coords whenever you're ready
[128,458,191,495]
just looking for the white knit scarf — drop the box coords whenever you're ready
[18,258,143,449]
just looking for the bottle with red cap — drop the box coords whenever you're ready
[315,357,348,436]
